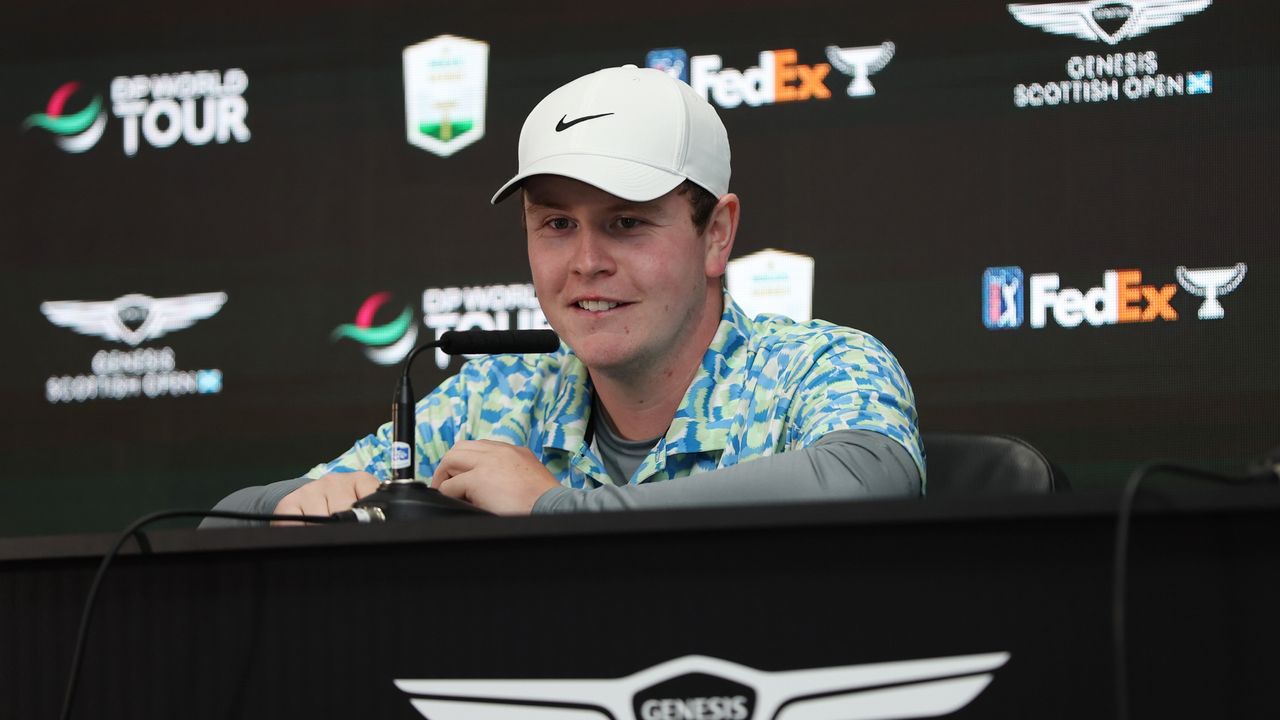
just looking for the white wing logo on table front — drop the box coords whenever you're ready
[1007,0,1212,45]
[395,652,1010,719]
[41,292,228,346]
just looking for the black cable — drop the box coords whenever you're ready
[1112,462,1269,720]
[59,509,338,720]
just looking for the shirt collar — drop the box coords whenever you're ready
[541,292,752,461]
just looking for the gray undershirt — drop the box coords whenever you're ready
[591,400,660,487]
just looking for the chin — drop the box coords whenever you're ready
[564,337,636,372]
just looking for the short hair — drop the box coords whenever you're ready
[677,180,719,236]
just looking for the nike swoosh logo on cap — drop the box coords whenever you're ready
[555,112,614,132]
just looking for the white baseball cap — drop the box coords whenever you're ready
[491,65,731,204]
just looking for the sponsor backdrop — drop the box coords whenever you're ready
[1,0,1276,535]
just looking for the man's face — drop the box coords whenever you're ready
[523,175,726,379]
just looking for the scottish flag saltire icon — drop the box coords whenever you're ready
[1187,71,1213,95]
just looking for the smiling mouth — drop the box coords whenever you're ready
[574,299,634,313]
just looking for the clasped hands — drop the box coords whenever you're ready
[273,440,560,524]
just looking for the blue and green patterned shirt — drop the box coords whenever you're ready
[307,294,924,489]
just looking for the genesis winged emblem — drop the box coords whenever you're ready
[41,292,228,346]
[825,42,896,97]
[395,652,1010,719]
[1007,0,1212,45]
[1176,263,1246,319]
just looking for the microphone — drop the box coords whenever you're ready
[338,328,561,523]
[436,329,560,355]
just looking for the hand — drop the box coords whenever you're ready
[273,471,380,526]
[431,440,560,515]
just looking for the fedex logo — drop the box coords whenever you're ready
[1030,269,1177,328]
[688,50,832,109]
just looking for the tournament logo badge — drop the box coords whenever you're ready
[23,81,107,153]
[726,249,815,322]
[332,292,419,366]
[403,34,489,157]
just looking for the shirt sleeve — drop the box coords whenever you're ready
[785,330,925,479]
[532,429,921,513]
[197,476,312,528]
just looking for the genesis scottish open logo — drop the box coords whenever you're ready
[647,41,895,109]
[395,652,1010,719]
[983,263,1247,329]
[41,292,227,403]
[23,82,107,153]
[1008,0,1213,108]
[332,292,419,366]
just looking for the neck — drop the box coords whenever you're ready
[590,290,723,441]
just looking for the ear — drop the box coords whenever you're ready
[703,193,740,279]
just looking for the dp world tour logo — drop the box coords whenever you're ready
[23,81,107,153]
[332,292,419,366]
[395,652,1010,720]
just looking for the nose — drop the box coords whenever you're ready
[569,227,616,277]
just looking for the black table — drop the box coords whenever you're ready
[2,488,1277,719]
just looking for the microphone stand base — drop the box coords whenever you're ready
[350,481,486,521]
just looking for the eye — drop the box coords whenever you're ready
[545,217,573,231]
[614,216,644,230]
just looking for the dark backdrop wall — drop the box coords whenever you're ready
[1,0,1276,536]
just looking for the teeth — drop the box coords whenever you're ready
[578,300,619,312]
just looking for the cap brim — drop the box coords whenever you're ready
[490,154,686,205]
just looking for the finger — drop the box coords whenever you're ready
[436,474,468,501]
[354,473,380,498]
[432,446,482,487]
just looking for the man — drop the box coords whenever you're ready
[206,65,923,525]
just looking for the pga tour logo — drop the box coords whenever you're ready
[396,652,1009,720]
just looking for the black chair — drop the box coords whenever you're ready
[923,433,1068,496]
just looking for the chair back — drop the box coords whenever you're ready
[924,433,1066,496]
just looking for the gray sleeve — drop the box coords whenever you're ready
[197,477,313,528]
[532,429,921,514]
